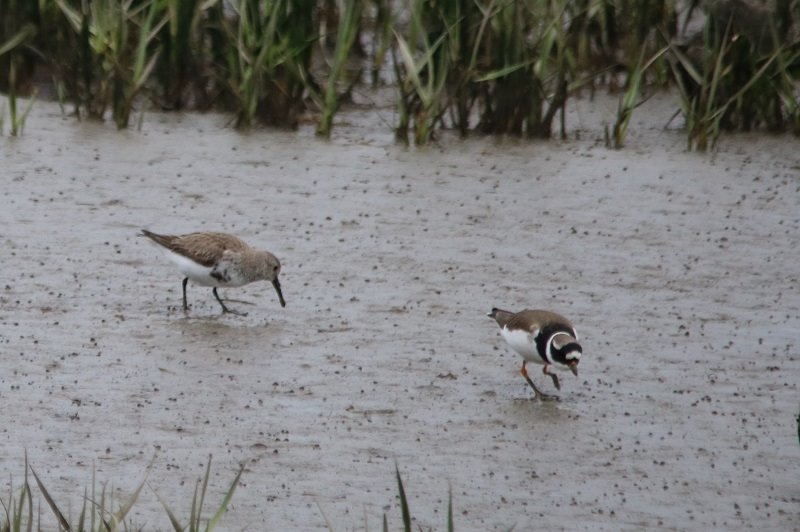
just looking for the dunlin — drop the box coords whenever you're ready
[141,229,286,315]
[488,308,582,399]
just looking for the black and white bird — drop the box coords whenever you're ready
[488,308,582,399]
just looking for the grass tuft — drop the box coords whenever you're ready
[316,0,363,138]
[153,454,245,532]
[1,455,243,532]
[0,1,797,144]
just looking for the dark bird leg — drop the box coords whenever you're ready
[521,362,555,401]
[182,278,189,311]
[543,364,561,390]
[213,287,247,316]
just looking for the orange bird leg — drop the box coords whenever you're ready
[521,362,554,400]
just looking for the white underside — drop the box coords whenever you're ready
[162,250,246,287]
[500,327,543,364]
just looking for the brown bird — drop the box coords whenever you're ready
[141,229,285,315]
[488,308,582,399]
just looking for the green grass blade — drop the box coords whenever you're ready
[188,479,200,532]
[53,0,83,32]
[108,471,147,526]
[468,0,499,70]
[393,31,423,94]
[705,20,733,117]
[475,60,533,82]
[666,41,703,85]
[23,454,31,532]
[188,455,213,532]
[710,47,784,122]
[0,24,37,58]
[194,456,212,532]
[13,89,37,136]
[98,482,110,532]
[76,487,87,532]
[204,462,246,531]
[12,483,24,532]
[1,488,10,530]
[614,45,658,148]
[150,486,183,532]
[317,0,363,137]
[447,483,453,532]
[394,465,410,532]
[28,467,70,531]
[8,60,18,136]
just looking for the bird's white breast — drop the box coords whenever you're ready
[163,250,220,286]
[500,326,541,363]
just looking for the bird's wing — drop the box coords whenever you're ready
[506,310,544,336]
[175,233,250,267]
[143,231,249,267]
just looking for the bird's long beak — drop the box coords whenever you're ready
[273,279,286,307]
[569,361,579,376]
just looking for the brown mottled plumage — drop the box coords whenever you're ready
[141,229,286,315]
[142,231,252,267]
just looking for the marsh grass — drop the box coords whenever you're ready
[668,7,800,150]
[612,45,668,148]
[153,455,245,532]
[1,456,243,532]
[393,0,451,144]
[158,0,211,110]
[3,61,38,137]
[381,465,502,532]
[52,0,163,128]
[0,455,34,532]
[0,22,37,136]
[4,458,470,532]
[223,0,316,128]
[0,1,797,143]
[369,0,394,86]
[316,0,363,138]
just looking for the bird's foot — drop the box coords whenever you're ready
[221,306,248,317]
[524,376,558,401]
[536,391,560,402]
[213,288,247,316]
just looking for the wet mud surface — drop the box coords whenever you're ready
[1,95,798,530]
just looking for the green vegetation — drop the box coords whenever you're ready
[667,1,800,150]
[153,456,245,532]
[385,464,455,532]
[315,0,362,137]
[2,458,467,532]
[0,0,798,148]
[1,455,244,532]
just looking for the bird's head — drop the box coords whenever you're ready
[549,332,582,376]
[255,251,286,307]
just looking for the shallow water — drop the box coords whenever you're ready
[1,93,798,530]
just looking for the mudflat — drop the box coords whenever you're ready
[1,94,797,530]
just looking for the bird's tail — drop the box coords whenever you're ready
[140,229,174,248]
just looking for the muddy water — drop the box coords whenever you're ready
[1,94,798,531]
